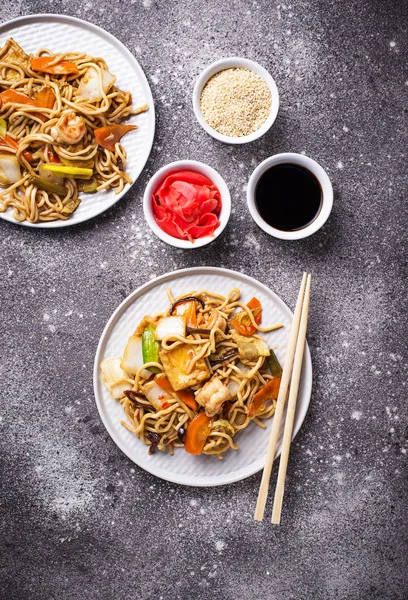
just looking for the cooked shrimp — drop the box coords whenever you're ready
[50,111,86,144]
[195,377,232,417]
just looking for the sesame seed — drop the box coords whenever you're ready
[200,68,272,137]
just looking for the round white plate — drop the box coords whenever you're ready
[0,14,155,228]
[93,267,313,487]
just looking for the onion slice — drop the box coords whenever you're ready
[0,154,21,185]
[155,316,186,341]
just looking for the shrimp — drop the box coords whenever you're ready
[211,310,227,332]
[50,111,86,145]
[195,377,232,418]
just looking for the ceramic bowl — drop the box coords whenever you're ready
[143,160,231,249]
[192,57,279,144]
[247,153,333,240]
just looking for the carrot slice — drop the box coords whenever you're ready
[155,374,173,393]
[177,389,198,411]
[94,124,136,151]
[0,135,18,150]
[231,297,262,336]
[155,374,198,411]
[22,148,34,163]
[184,412,212,455]
[34,87,55,109]
[47,148,60,163]
[248,377,281,417]
[0,134,33,163]
[247,297,262,323]
[30,57,79,76]
[0,89,38,107]
[184,301,197,328]
[0,89,50,123]
[175,300,197,328]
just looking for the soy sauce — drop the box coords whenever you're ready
[255,163,322,231]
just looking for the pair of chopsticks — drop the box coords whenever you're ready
[254,272,312,524]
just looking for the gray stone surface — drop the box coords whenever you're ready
[1,1,407,599]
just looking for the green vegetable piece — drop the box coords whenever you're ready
[267,349,282,378]
[142,326,161,374]
[212,419,235,436]
[0,118,7,140]
[32,176,67,196]
[77,178,98,193]
[41,163,93,179]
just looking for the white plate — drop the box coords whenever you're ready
[0,14,155,228]
[93,267,313,486]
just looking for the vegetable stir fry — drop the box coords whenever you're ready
[101,288,284,459]
[0,38,148,222]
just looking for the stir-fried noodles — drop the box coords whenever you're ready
[0,38,148,222]
[101,288,284,459]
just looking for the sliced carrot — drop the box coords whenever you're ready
[0,89,49,123]
[34,87,56,122]
[94,124,136,151]
[184,412,212,455]
[248,377,281,418]
[0,89,38,107]
[155,374,172,393]
[30,57,79,76]
[34,87,55,109]
[155,374,198,411]
[176,389,198,411]
[0,134,33,163]
[247,297,262,323]
[231,297,262,336]
[175,300,197,328]
[184,301,197,327]
[0,135,18,150]
[22,149,34,163]
[47,148,60,163]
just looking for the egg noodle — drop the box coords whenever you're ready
[0,38,148,222]
[103,288,283,459]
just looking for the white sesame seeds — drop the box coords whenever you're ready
[200,68,272,137]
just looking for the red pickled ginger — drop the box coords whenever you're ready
[152,170,222,242]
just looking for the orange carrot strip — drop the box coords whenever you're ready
[30,57,79,76]
[0,89,49,122]
[94,124,136,151]
[184,412,212,455]
[249,377,281,418]
[155,374,198,411]
[0,134,33,162]
[34,87,55,109]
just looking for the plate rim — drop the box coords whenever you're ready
[0,13,155,229]
[93,267,313,487]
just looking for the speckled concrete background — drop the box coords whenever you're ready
[1,1,407,599]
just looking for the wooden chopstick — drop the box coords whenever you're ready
[254,272,308,521]
[272,273,311,524]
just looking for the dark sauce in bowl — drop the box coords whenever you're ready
[255,163,322,231]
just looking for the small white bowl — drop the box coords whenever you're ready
[143,160,231,249]
[192,57,279,144]
[247,153,333,240]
